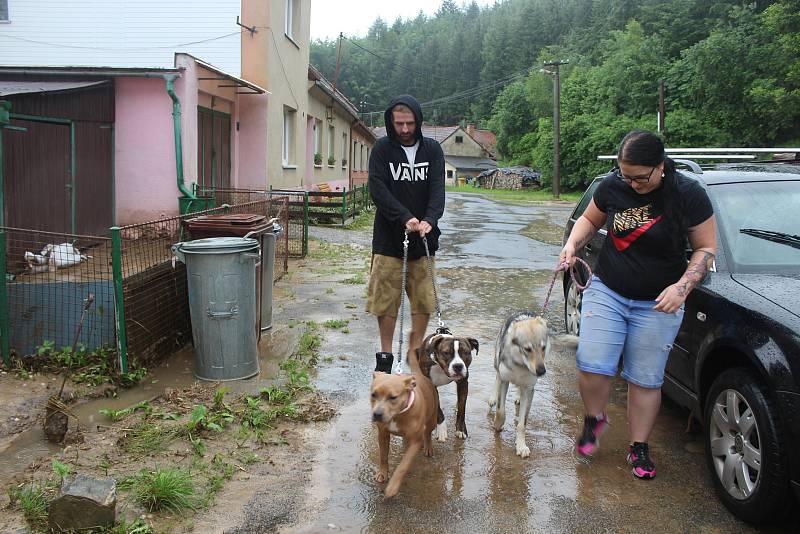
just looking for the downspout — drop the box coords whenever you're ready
[165,75,195,200]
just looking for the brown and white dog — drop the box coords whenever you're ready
[416,331,479,441]
[370,362,439,499]
[489,311,553,458]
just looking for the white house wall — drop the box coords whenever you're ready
[0,0,242,75]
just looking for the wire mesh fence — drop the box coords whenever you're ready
[117,197,289,367]
[198,187,308,258]
[0,227,116,361]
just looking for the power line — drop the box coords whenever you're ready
[0,31,242,51]
[343,36,428,79]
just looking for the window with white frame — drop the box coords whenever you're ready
[0,1,9,22]
[361,144,366,171]
[342,132,348,166]
[314,118,322,160]
[328,125,335,165]
[353,140,358,170]
[282,107,296,165]
[285,0,299,41]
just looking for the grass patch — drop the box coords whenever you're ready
[118,422,183,456]
[120,466,197,513]
[20,342,147,388]
[325,287,335,294]
[445,184,582,203]
[342,272,366,285]
[345,209,375,231]
[7,484,49,532]
[295,321,322,364]
[323,319,349,330]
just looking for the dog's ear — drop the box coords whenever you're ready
[467,337,479,355]
[372,371,383,379]
[403,375,417,390]
[430,335,448,355]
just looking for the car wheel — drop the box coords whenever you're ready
[564,276,582,335]
[704,368,790,524]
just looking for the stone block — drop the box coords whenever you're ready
[48,474,116,532]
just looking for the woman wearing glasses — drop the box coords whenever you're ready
[559,130,717,479]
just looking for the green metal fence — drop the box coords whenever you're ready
[0,227,116,368]
[1,196,289,370]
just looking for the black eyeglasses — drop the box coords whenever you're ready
[614,166,657,184]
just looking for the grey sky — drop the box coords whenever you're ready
[310,0,495,41]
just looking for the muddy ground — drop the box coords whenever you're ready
[1,193,797,533]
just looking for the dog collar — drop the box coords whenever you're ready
[397,390,415,414]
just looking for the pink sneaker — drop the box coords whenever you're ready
[627,442,656,479]
[576,413,609,456]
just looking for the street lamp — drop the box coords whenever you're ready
[542,59,568,199]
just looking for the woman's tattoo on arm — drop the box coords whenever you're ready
[675,251,715,297]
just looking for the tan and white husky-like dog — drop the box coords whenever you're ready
[489,310,577,457]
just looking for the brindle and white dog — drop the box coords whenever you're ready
[489,310,577,458]
[415,331,479,441]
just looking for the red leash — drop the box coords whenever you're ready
[541,257,592,315]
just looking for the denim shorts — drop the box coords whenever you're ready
[575,276,685,389]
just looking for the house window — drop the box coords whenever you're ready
[447,170,454,179]
[328,124,335,165]
[455,135,463,143]
[353,140,358,170]
[361,145,366,171]
[313,118,322,158]
[285,0,299,41]
[282,107,296,165]
[0,1,9,22]
[342,132,348,166]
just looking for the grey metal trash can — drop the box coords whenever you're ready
[257,223,282,331]
[172,237,260,381]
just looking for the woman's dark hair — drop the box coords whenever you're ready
[617,130,686,248]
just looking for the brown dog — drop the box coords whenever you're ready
[370,357,439,499]
[416,332,478,440]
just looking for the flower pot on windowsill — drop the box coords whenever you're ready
[314,153,322,166]
[341,159,348,168]
[327,156,336,167]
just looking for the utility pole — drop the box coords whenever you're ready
[658,79,666,136]
[333,32,343,95]
[542,60,568,199]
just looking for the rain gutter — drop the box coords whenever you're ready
[164,75,195,199]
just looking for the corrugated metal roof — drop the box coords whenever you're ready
[445,155,497,171]
[0,80,106,96]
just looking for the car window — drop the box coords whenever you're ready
[712,180,800,273]
[571,177,602,220]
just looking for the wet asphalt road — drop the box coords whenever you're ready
[268,194,787,533]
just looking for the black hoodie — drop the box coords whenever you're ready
[368,95,445,260]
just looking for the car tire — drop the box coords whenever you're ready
[564,275,582,335]
[703,368,790,524]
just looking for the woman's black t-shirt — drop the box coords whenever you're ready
[592,171,714,300]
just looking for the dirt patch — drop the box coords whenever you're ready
[519,217,567,246]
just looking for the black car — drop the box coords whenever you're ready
[562,162,800,524]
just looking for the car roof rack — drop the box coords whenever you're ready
[598,147,800,175]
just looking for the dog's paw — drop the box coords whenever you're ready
[436,422,447,442]
[374,470,389,483]
[424,444,433,457]
[455,430,467,439]
[384,482,400,499]
[515,442,531,458]
[493,412,505,432]
[487,396,496,409]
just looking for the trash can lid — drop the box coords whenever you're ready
[177,236,259,253]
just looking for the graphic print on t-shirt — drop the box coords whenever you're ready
[611,204,663,252]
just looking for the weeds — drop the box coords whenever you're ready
[119,422,183,456]
[323,319,349,330]
[99,400,151,422]
[52,458,70,485]
[325,287,335,295]
[121,466,197,513]
[295,321,322,365]
[26,342,147,388]
[7,484,48,532]
[342,272,366,285]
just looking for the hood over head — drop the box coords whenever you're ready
[384,95,424,145]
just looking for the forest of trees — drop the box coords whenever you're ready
[310,0,800,190]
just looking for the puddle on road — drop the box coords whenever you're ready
[0,327,298,486]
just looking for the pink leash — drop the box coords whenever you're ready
[541,257,592,315]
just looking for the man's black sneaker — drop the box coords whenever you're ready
[375,352,394,374]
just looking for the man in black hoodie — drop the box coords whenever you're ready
[366,95,445,373]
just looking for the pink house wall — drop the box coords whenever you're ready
[114,77,180,224]
[114,65,268,225]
